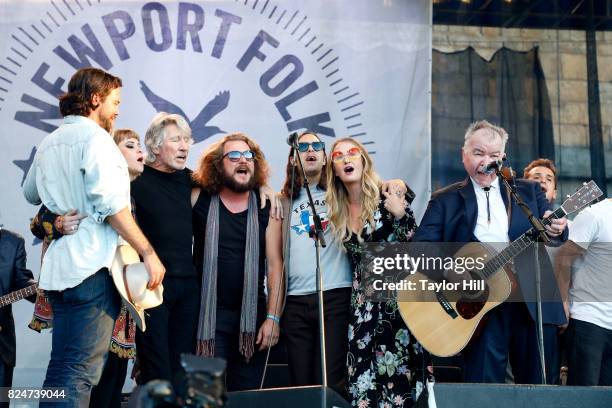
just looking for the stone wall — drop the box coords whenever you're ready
[432,25,611,197]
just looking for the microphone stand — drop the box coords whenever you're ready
[495,167,548,384]
[290,141,329,397]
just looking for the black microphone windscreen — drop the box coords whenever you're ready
[286,132,298,147]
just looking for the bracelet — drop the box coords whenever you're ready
[266,313,280,324]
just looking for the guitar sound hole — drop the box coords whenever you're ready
[456,280,489,320]
[456,298,485,319]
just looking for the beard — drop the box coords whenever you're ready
[99,115,114,133]
[222,167,256,193]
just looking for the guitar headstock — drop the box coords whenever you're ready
[560,180,603,216]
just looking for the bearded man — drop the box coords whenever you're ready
[191,132,283,391]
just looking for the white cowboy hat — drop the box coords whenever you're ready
[110,244,163,331]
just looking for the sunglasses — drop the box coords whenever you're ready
[223,150,254,162]
[331,147,361,162]
[297,141,325,153]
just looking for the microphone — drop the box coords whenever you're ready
[286,132,299,148]
[482,159,503,175]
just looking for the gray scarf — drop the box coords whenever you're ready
[196,192,260,361]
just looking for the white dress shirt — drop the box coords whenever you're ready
[23,115,130,291]
[471,177,509,243]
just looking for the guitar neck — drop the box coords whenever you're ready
[482,216,550,278]
[0,283,37,308]
[481,234,533,278]
[543,206,567,225]
[481,202,572,279]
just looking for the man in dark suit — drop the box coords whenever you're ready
[0,227,36,387]
[415,120,568,384]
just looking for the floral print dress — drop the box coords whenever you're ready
[345,197,429,408]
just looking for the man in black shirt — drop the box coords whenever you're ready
[191,132,283,391]
[131,112,199,387]
[132,114,281,388]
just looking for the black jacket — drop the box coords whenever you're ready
[0,229,35,367]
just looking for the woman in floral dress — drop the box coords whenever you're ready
[325,137,430,407]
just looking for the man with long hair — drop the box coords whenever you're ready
[191,132,283,391]
[23,67,164,406]
[279,131,352,396]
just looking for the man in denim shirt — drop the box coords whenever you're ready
[23,68,165,407]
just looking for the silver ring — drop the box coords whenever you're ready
[395,192,401,197]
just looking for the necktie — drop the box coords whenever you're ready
[483,186,491,224]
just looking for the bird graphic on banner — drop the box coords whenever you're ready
[140,80,229,143]
[13,146,37,187]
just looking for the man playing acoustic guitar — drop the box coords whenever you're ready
[414,120,568,384]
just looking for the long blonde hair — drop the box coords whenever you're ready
[325,137,381,243]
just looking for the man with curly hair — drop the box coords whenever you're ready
[191,132,283,391]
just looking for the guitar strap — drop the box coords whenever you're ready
[505,185,513,228]
[504,184,518,278]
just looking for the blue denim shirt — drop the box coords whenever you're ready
[23,115,130,290]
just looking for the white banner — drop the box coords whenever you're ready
[0,0,431,387]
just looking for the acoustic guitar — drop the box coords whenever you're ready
[397,180,603,357]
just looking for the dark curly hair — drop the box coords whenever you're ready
[192,132,270,194]
[59,67,122,117]
[281,130,327,198]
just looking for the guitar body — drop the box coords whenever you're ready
[398,242,515,357]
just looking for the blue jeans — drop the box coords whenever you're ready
[42,268,120,407]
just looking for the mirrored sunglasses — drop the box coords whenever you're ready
[224,150,254,162]
[297,141,325,153]
[331,147,361,162]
